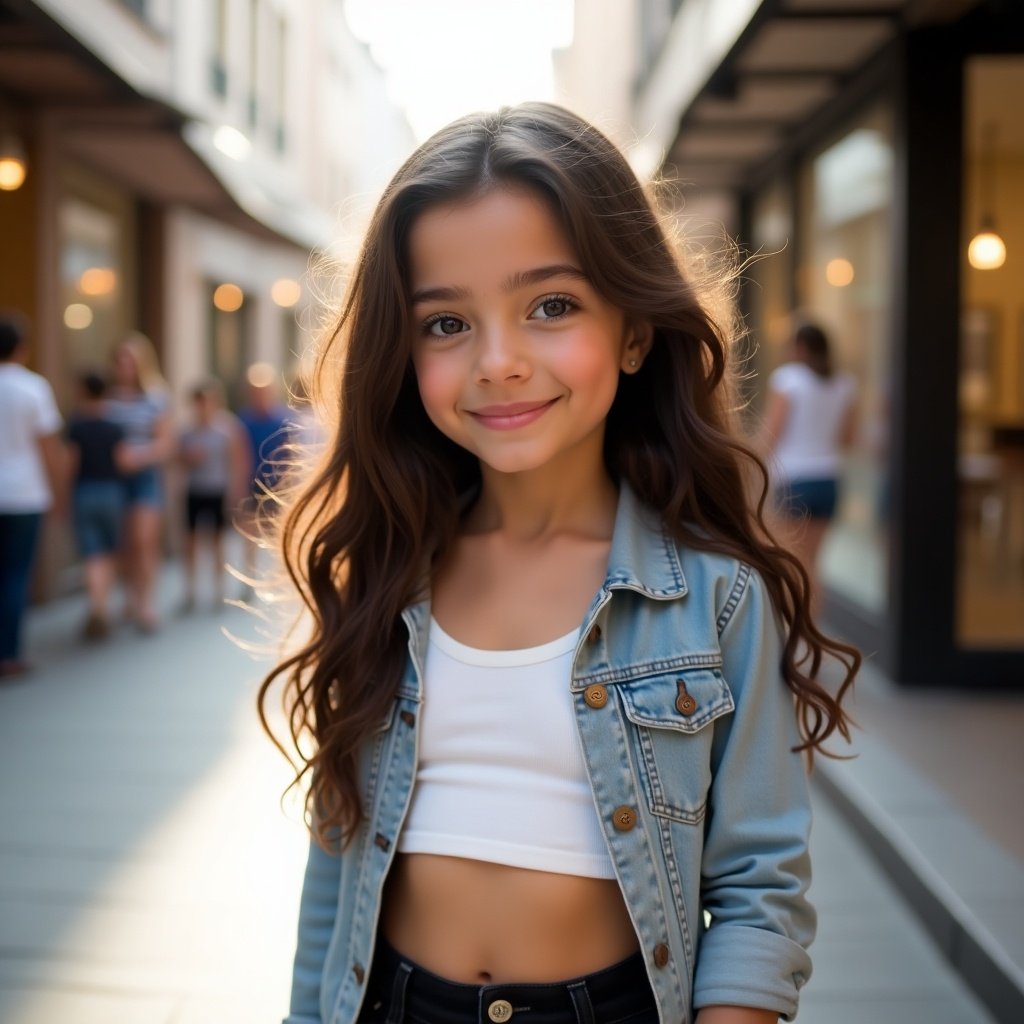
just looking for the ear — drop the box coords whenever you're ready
[621,321,654,374]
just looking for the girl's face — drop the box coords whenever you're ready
[112,346,140,389]
[408,187,643,479]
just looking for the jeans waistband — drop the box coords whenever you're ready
[363,936,657,1024]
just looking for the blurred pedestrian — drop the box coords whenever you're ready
[65,370,132,640]
[761,321,857,607]
[237,362,291,586]
[105,332,173,632]
[178,378,250,612]
[0,314,64,678]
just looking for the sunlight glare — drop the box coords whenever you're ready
[344,0,575,140]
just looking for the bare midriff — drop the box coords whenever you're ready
[380,853,640,984]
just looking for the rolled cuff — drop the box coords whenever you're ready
[693,923,812,1021]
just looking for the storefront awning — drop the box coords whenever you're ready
[634,0,982,187]
[0,0,330,251]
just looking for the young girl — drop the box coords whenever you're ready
[261,103,858,1024]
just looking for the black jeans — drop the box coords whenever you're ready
[357,937,659,1024]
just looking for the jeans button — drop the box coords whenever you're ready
[488,998,514,1022]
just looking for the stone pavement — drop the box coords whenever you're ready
[0,567,1004,1023]
[814,659,1024,1024]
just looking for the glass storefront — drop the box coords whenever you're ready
[957,56,1024,648]
[208,280,251,408]
[747,177,794,421]
[58,167,136,405]
[793,103,895,617]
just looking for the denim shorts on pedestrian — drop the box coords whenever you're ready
[73,480,125,556]
[776,476,838,520]
[122,467,163,508]
[356,937,658,1024]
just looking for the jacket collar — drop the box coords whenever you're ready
[605,480,688,600]
[401,480,688,676]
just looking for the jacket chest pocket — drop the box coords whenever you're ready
[619,669,734,825]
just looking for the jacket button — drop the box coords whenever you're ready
[584,684,608,709]
[488,998,514,1022]
[400,710,416,727]
[612,805,637,831]
[352,962,365,984]
[675,680,697,716]
[653,942,670,967]
[586,623,602,645]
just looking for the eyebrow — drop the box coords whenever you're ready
[410,263,589,306]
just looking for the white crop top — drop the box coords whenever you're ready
[397,618,616,879]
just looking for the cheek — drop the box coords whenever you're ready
[555,339,622,405]
[413,354,457,422]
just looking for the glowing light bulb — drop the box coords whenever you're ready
[271,278,301,307]
[0,157,26,190]
[64,303,94,329]
[967,231,1006,270]
[825,258,855,288]
[213,283,244,312]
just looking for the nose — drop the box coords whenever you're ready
[474,324,531,384]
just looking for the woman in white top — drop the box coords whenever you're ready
[0,314,64,678]
[761,323,857,607]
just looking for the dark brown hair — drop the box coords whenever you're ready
[794,322,833,378]
[258,103,858,847]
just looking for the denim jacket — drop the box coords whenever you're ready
[284,483,815,1024]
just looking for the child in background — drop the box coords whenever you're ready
[65,370,130,640]
[178,378,250,612]
[263,104,860,1024]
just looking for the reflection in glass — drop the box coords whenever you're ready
[795,104,894,616]
[957,58,1024,647]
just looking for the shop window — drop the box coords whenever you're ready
[746,177,794,423]
[210,0,229,99]
[208,281,251,409]
[957,57,1024,647]
[59,189,135,405]
[794,103,895,617]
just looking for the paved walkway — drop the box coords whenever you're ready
[815,657,1024,1023]
[0,567,1002,1023]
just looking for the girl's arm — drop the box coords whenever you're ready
[284,823,344,1024]
[697,1007,778,1024]
[693,567,815,1021]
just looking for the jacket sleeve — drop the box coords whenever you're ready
[282,827,343,1024]
[693,565,815,1021]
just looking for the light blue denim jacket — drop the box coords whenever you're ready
[284,483,815,1024]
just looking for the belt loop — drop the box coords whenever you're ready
[385,961,413,1024]
[567,980,595,1024]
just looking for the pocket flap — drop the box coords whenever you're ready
[620,669,734,734]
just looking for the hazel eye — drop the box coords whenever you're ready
[530,295,575,321]
[426,315,467,337]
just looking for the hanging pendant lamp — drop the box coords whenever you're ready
[967,121,1006,271]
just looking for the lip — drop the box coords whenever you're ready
[467,398,559,430]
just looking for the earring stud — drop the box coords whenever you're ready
[629,359,638,368]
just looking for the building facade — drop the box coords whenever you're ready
[561,0,1024,687]
[0,0,412,593]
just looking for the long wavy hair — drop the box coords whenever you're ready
[258,103,858,848]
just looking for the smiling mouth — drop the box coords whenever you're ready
[467,398,559,430]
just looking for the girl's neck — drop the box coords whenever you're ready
[468,460,619,543]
